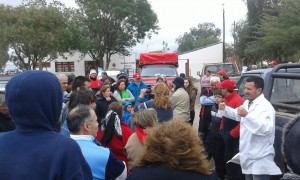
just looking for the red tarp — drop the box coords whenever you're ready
[140,53,178,65]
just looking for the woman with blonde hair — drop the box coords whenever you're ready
[125,108,158,170]
[127,120,218,179]
[134,83,173,122]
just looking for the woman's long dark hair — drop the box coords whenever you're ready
[100,102,123,145]
[116,80,126,98]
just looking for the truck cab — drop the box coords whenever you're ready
[235,63,300,179]
[198,62,240,83]
[139,53,178,88]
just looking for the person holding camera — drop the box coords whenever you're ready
[134,83,173,123]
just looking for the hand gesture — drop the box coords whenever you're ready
[140,89,147,97]
[237,106,248,117]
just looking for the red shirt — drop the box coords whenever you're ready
[90,78,102,89]
[221,91,244,138]
[96,123,133,165]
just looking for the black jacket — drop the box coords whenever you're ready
[95,96,117,123]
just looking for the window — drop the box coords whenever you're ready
[55,62,74,72]
[141,66,177,77]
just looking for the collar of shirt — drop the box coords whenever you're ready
[70,135,95,141]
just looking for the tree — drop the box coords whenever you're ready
[0,0,75,70]
[235,0,282,65]
[74,0,159,70]
[176,22,221,54]
[258,0,300,61]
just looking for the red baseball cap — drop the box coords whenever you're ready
[217,70,227,77]
[269,60,278,66]
[133,73,141,79]
[216,79,236,91]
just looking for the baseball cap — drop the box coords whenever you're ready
[89,69,97,75]
[216,79,236,91]
[269,60,278,66]
[217,70,227,77]
[117,73,127,80]
[133,73,141,79]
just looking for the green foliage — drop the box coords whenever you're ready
[74,0,159,69]
[176,22,221,54]
[259,0,300,61]
[0,0,75,70]
[235,0,283,65]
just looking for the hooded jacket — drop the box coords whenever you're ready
[0,71,92,179]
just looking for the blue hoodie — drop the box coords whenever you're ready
[0,71,92,179]
[123,101,133,125]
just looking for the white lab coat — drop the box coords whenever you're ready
[223,94,282,175]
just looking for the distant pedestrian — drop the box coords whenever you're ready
[184,77,197,125]
[0,71,92,179]
[170,77,190,123]
[201,69,211,89]
[101,71,115,84]
[95,85,117,121]
[219,76,281,179]
[127,73,149,103]
[89,69,102,94]
[198,76,219,145]
[217,70,229,82]
[114,80,135,105]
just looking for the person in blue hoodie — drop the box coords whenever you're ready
[0,71,93,179]
[123,101,133,126]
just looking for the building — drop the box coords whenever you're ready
[178,43,222,79]
[43,52,136,77]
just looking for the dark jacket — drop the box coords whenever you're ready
[134,97,173,123]
[0,71,92,179]
[0,113,15,133]
[95,95,117,122]
[127,166,219,180]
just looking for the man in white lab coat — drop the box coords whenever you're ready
[219,76,281,180]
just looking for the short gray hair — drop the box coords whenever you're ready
[67,104,93,135]
[56,73,68,81]
[210,76,220,83]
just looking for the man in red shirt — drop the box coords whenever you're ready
[216,79,245,180]
[89,69,102,94]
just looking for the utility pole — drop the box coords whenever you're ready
[222,3,226,63]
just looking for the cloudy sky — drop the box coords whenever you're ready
[1,0,247,54]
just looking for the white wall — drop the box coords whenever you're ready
[46,52,136,77]
[178,43,223,79]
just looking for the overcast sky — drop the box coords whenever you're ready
[1,0,247,53]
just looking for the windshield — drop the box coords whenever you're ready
[206,64,235,75]
[141,66,177,77]
[271,78,300,101]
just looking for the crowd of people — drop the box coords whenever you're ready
[0,68,298,180]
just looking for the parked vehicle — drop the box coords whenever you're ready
[138,53,178,88]
[235,63,300,179]
[198,62,240,81]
